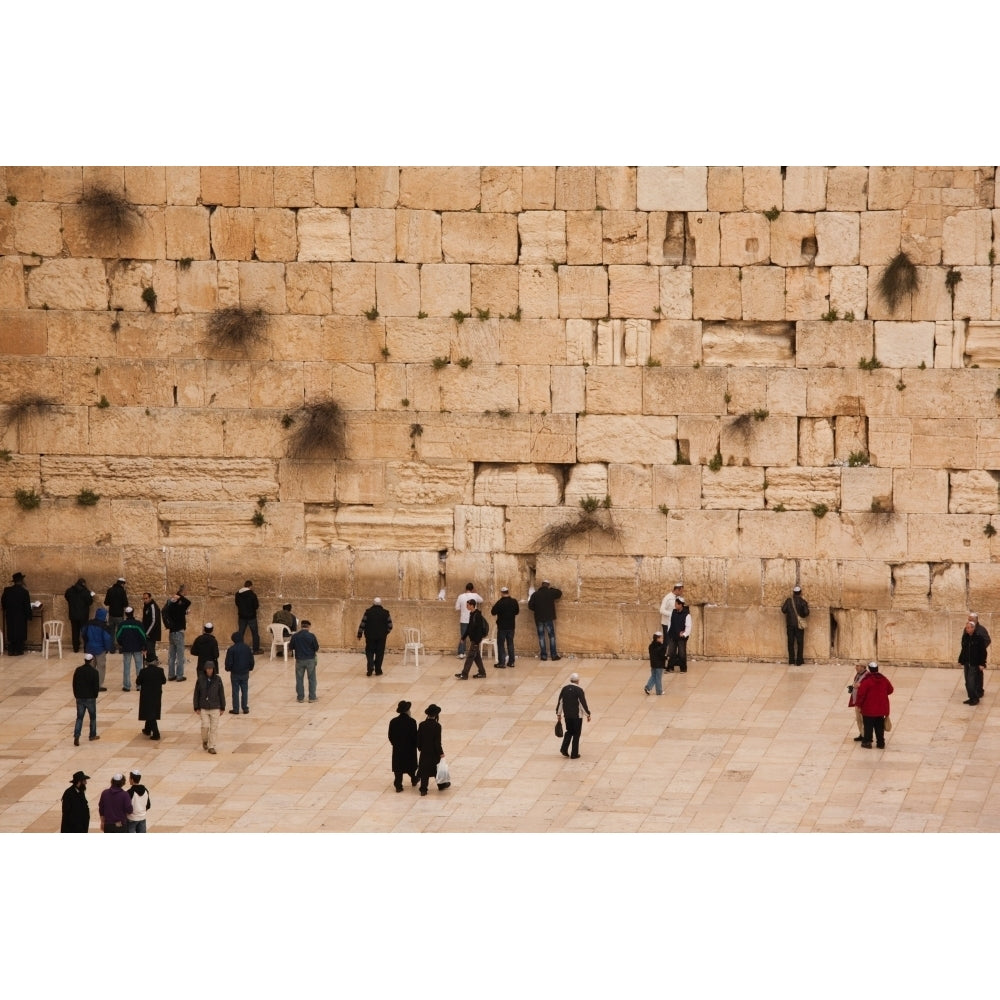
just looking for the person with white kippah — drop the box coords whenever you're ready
[556,672,591,759]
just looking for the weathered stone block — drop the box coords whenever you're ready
[473,464,562,506]
[441,212,518,264]
[210,207,255,260]
[952,267,991,320]
[692,268,740,320]
[874,321,935,368]
[253,208,296,262]
[841,466,893,512]
[273,166,314,208]
[783,167,827,211]
[719,212,770,266]
[420,263,470,316]
[702,321,795,366]
[906,514,983,561]
[238,167,274,207]
[859,211,901,265]
[608,462,652,508]
[12,203,62,256]
[868,167,914,210]
[454,317,500,364]
[200,167,240,206]
[237,261,285,312]
[658,266,693,319]
[481,167,522,213]
[649,319,701,365]
[0,309,45,353]
[741,266,785,321]
[815,212,859,266]
[26,258,108,311]
[335,505,454,550]
[765,368,808,414]
[701,466,765,509]
[964,321,1000,366]
[891,468,948,514]
[521,167,555,210]
[42,166,83,203]
[687,212,720,265]
[388,461,471,506]
[294,208,351,262]
[355,167,399,208]
[609,265,658,318]
[565,210,602,265]
[314,167,356,207]
[284,262,331,315]
[643,367,726,415]
[471,265,518,317]
[518,211,566,265]
[398,168,480,210]
[764,467,840,510]
[596,167,636,211]
[948,469,999,513]
[349,208,395,262]
[723,413,798,466]
[564,463,608,505]
[742,167,783,212]
[707,167,743,212]
[453,504,506,552]
[796,320,874,368]
[550,364,585,413]
[636,167,707,211]
[165,205,210,261]
[829,266,868,319]
[784,267,831,320]
[599,211,646,265]
[375,263,420,317]
[518,262,559,318]
[165,168,201,206]
[435,364,518,412]
[769,213,817,267]
[577,414,676,463]
[554,166,596,210]
[676,415,722,465]
[383,316,451,363]
[558,265,608,318]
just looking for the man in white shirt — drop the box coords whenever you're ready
[455,582,483,658]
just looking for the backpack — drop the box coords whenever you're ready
[470,612,489,642]
[161,601,175,631]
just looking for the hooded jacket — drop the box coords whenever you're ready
[855,669,893,717]
[82,609,115,656]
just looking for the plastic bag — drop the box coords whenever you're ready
[436,760,451,789]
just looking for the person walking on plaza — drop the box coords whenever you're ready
[64,577,94,654]
[780,585,809,666]
[104,577,129,636]
[416,704,445,796]
[193,660,225,753]
[126,770,151,833]
[556,672,592,759]
[959,617,988,706]
[388,700,419,792]
[855,662,893,749]
[1,571,32,656]
[116,607,148,692]
[190,622,220,676]
[136,654,166,741]
[528,579,562,661]
[357,597,393,676]
[846,663,868,741]
[164,584,191,682]
[98,773,132,832]
[225,631,255,715]
[289,620,320,703]
[235,580,262,654]
[491,586,519,668]
[141,592,161,661]
[455,582,483,658]
[72,653,100,747]
[82,607,114,691]
[665,596,692,672]
[644,631,666,695]
[61,770,90,833]
[454,599,489,679]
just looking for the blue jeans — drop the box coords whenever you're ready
[167,631,185,679]
[128,819,147,833]
[122,650,143,690]
[644,667,664,695]
[74,698,97,739]
[497,628,516,666]
[536,620,558,659]
[231,675,249,712]
[295,658,317,701]
[238,617,260,651]
[457,622,470,656]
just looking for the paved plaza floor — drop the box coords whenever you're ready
[2,642,999,833]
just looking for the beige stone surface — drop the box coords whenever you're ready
[692,268,741,320]
[398,168,479,210]
[26,258,108,311]
[637,167,707,211]
[558,265,608,318]
[868,167,914,210]
[743,168,783,213]
[420,263,471,316]
[796,320,873,368]
[703,321,795,366]
[355,167,399,209]
[719,212,770,266]
[707,166,743,212]
[441,212,518,264]
[826,166,868,211]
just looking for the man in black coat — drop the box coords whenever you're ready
[72,654,101,746]
[780,586,809,666]
[556,672,592,759]
[959,619,988,706]
[235,580,261,653]
[454,600,489,679]
[416,704,445,796]
[357,597,393,676]
[136,655,167,740]
[528,580,562,661]
[61,770,91,833]
[225,631,255,715]
[491,586,520,668]
[388,700,419,792]
[141,592,162,660]
[190,622,220,676]
[1,571,32,656]
[64,577,94,653]
[104,577,129,635]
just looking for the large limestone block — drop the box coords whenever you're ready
[0,256,24,309]
[564,463,608,506]
[952,267,992,321]
[658,266,693,319]
[12,203,61,256]
[26,258,107,310]
[387,461,471,505]
[395,209,441,263]
[702,321,795,367]
[826,167,868,211]
[516,363,550,413]
[601,211,647,264]
[408,412,575,465]
[551,365,586,413]
[355,167,399,208]
[707,167,743,212]
[874,321,935,368]
[644,367,726,415]
[200,167,240,206]
[899,369,996,418]
[398,168,479,210]
[351,551,402,603]
[665,508,739,557]
[906,514,984,561]
[874,609,953,664]
[796,320,874,368]
[41,166,83,202]
[719,212,770,266]
[784,267,830,320]
[841,466,893,512]
[44,310,115,358]
[831,608,879,659]
[335,505,453,550]
[273,166,314,208]
[621,318,652,365]
[374,262,420,317]
[209,206,255,260]
[829,266,868,319]
[441,212,518,264]
[976,419,1000,469]
[859,211,901,265]
[499,318,565,365]
[650,319,702,365]
[237,261,285,313]
[769,212,816,267]
[608,264,659,318]
[889,562,931,610]
[383,316,451,363]
[434,364,517,413]
[473,464,562,506]
[969,563,1000,613]
[0,310,45,354]
[577,414,676,464]
[519,262,559,318]
[840,564,891,610]
[764,467,840,511]
[868,167,914,210]
[400,551,451,602]
[165,205,211,260]
[742,167,783,213]
[701,466,765,509]
[929,560,967,610]
[238,167,274,207]
[596,167,636,211]
[725,366,767,412]
[891,469,948,514]
[687,212,720,266]
[867,416,912,467]
[817,510,907,561]
[253,208,297,261]
[517,211,566,263]
[692,268,740,320]
[964,321,1000,365]
[576,555,639,602]
[833,414,868,463]
[327,363,376,410]
[724,558,765,605]
[471,265,518,316]
[284,262,331,315]
[948,470,999,513]
[783,167,827,211]
[814,212,859,265]
[557,605,623,656]
[276,457,336,502]
[765,368,808,414]
[558,265,608,318]
[555,167,596,210]
[608,462,652,508]
[118,206,166,261]
[296,208,351,261]
[521,167,555,210]
[481,167,522,213]
[676,415,721,464]
[420,263,471,316]
[584,367,642,414]
[158,500,303,547]
[740,509,816,558]
[636,167,707,211]
[701,606,797,660]
[453,504,505,552]
[350,208,396,262]
[910,417,975,469]
[454,317,501,364]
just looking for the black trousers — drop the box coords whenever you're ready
[786,627,804,665]
[393,768,417,790]
[964,662,983,702]
[560,716,583,756]
[459,643,485,677]
[366,640,387,674]
[862,715,886,747]
[70,618,86,653]
[665,636,688,671]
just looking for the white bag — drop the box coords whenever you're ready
[436,760,451,789]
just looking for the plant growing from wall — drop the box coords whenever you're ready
[0,449,11,462]
[533,496,621,552]
[81,186,140,238]
[179,257,193,270]
[15,488,41,510]
[707,449,723,472]
[207,307,269,350]
[945,267,962,306]
[985,523,997,538]
[141,286,157,312]
[764,206,780,221]
[658,504,670,516]
[432,357,449,370]
[97,395,110,409]
[457,357,473,369]
[5,194,17,206]
[364,306,379,320]
[812,503,829,518]
[252,498,267,527]
[76,489,100,506]
[475,308,491,320]
[847,450,870,467]
[858,356,883,371]
[821,309,839,322]
[876,251,919,312]
[285,398,347,459]
[451,310,470,325]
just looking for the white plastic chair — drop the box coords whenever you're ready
[268,622,291,661]
[42,620,64,659]
[479,636,498,665]
[402,627,424,667]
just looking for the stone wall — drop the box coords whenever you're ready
[2,165,999,664]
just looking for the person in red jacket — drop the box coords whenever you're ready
[854,661,893,749]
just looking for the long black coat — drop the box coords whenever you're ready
[136,663,166,721]
[61,785,90,833]
[416,718,443,778]
[1,582,32,650]
[388,713,418,774]
[64,581,93,622]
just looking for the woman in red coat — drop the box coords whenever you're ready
[854,662,893,749]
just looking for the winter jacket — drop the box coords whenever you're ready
[466,609,489,643]
[82,610,115,656]
[780,594,809,631]
[104,582,129,618]
[224,636,255,677]
[855,671,893,717]
[72,662,100,700]
[234,587,259,619]
[193,672,226,711]
[357,605,393,642]
[289,629,319,660]
[491,595,520,630]
[142,599,161,643]
[528,584,562,623]
[115,619,148,653]
[64,580,93,622]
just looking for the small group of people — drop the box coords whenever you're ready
[60,769,151,833]
[387,701,446,795]
[847,661,894,748]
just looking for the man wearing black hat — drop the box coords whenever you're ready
[780,586,809,666]
[388,701,419,792]
[61,771,91,833]
[556,673,592,759]
[357,597,393,676]
[1,571,32,656]
[136,655,166,741]
[416,705,445,796]
[72,653,101,746]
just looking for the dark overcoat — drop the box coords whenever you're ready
[416,718,443,778]
[388,713,418,774]
[136,662,166,721]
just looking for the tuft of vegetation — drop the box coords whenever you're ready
[876,251,919,311]
[475,308,491,321]
[508,306,522,322]
[896,378,906,392]
[457,357,473,369]
[97,395,110,409]
[252,498,267,528]
[76,488,100,507]
[401,398,410,408]
[0,448,11,461]
[207,307,269,350]
[286,398,347,459]
[451,310,470,325]
[15,488,41,510]
[812,503,829,518]
[847,450,870,467]
[764,206,781,221]
[821,309,839,322]
[707,450,723,472]
[918,360,927,370]
[858,356,883,371]
[985,523,997,538]
[752,408,769,421]
[673,455,691,466]
[110,311,122,334]
[432,356,450,370]
[646,357,662,367]
[364,306,379,321]
[409,422,423,439]
[81,187,139,237]
[772,503,786,512]
[178,257,193,270]
[5,194,17,206]
[280,413,295,429]
[381,346,390,359]
[417,311,428,319]
[658,504,670,516]
[7,393,55,422]
[844,310,855,321]
[533,503,621,553]
[497,408,512,417]
[579,495,611,514]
